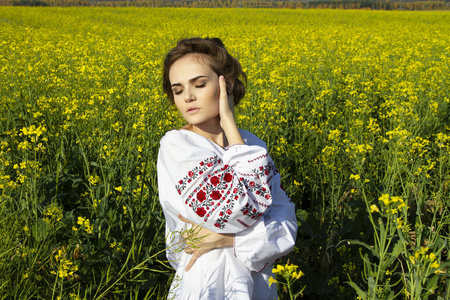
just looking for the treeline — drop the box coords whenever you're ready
[1,0,449,10]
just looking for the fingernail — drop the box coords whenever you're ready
[220,76,225,82]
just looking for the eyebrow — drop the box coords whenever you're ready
[171,75,208,88]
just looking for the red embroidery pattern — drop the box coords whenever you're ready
[241,203,264,220]
[237,219,251,228]
[247,153,268,163]
[175,155,275,229]
[176,156,220,195]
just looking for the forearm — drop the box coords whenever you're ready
[221,116,244,146]
[216,233,234,248]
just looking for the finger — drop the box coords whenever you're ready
[185,253,199,272]
[177,214,193,224]
[219,75,228,100]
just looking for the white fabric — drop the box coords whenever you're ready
[157,129,298,300]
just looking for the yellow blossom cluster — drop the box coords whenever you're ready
[88,174,101,186]
[74,216,94,234]
[43,205,63,225]
[377,194,407,210]
[269,263,305,286]
[409,247,443,274]
[110,241,126,253]
[370,194,410,229]
[52,249,78,279]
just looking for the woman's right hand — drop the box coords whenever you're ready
[178,214,234,272]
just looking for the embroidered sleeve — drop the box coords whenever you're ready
[159,131,276,233]
[233,178,298,272]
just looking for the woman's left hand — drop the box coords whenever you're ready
[218,75,235,122]
[178,214,234,272]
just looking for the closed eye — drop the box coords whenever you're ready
[173,89,183,95]
[195,83,206,88]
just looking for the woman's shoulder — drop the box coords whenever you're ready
[239,129,267,149]
[160,129,212,149]
[160,129,184,141]
[160,129,194,142]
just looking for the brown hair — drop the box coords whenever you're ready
[163,37,247,106]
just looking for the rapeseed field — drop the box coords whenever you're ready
[0,7,449,299]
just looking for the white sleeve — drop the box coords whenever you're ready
[233,169,298,272]
[157,131,277,234]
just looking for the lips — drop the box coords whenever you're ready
[187,107,199,113]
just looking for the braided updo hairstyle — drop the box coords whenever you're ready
[163,37,247,106]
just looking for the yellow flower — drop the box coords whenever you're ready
[84,219,94,234]
[77,216,86,225]
[430,261,440,269]
[89,174,101,185]
[349,174,360,181]
[409,255,415,264]
[115,186,123,192]
[397,202,407,209]
[429,253,437,261]
[370,204,380,213]
[272,265,285,274]
[390,196,402,203]
[59,269,68,278]
[268,276,277,287]
[292,270,305,280]
[379,194,390,206]
[285,263,298,273]
[418,246,429,255]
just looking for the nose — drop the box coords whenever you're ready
[184,87,195,103]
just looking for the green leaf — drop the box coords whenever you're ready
[382,241,404,269]
[347,280,367,299]
[425,274,439,292]
[32,218,49,242]
[342,239,378,257]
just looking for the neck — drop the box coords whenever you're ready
[186,117,228,148]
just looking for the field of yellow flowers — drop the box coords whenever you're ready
[0,7,449,299]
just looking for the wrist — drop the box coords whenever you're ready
[220,113,236,127]
[220,118,244,146]
[219,233,234,248]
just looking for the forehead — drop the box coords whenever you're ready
[169,54,214,82]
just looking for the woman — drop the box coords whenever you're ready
[157,37,297,299]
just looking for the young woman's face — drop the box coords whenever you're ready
[169,54,220,127]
